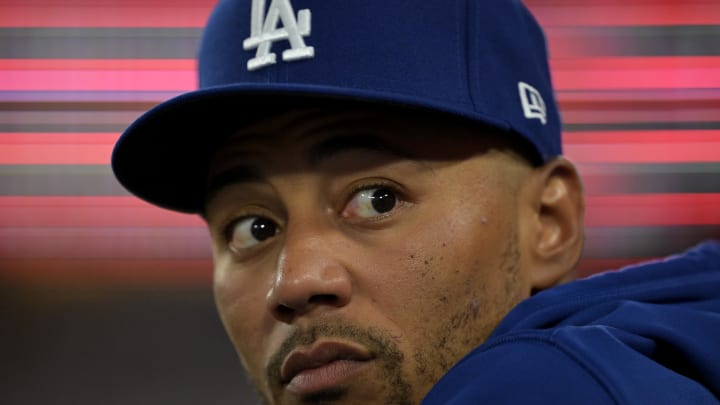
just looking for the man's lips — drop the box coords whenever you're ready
[280,340,373,395]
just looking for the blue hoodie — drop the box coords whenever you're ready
[423,241,720,404]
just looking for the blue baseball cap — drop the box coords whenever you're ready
[112,0,562,213]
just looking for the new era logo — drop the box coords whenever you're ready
[243,0,315,71]
[518,81,547,125]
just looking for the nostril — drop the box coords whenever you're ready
[273,294,341,321]
[275,305,294,320]
[308,294,340,306]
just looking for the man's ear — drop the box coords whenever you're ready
[520,157,585,293]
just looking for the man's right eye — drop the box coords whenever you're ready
[226,216,279,251]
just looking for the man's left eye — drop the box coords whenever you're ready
[342,186,398,219]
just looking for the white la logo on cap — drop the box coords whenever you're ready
[243,0,315,71]
[518,81,547,125]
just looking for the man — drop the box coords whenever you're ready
[112,0,720,403]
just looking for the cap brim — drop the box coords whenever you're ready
[112,82,512,213]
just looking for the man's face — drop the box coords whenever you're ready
[204,107,536,404]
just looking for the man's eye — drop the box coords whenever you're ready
[227,216,279,250]
[343,186,398,219]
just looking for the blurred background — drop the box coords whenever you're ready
[1,0,718,403]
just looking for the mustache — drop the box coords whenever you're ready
[265,320,402,385]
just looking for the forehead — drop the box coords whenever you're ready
[208,105,510,172]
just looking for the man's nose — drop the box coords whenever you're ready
[266,222,353,323]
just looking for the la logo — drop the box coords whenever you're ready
[243,0,315,71]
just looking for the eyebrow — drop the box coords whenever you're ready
[204,164,264,211]
[308,133,412,166]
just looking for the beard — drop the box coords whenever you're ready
[261,319,413,405]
